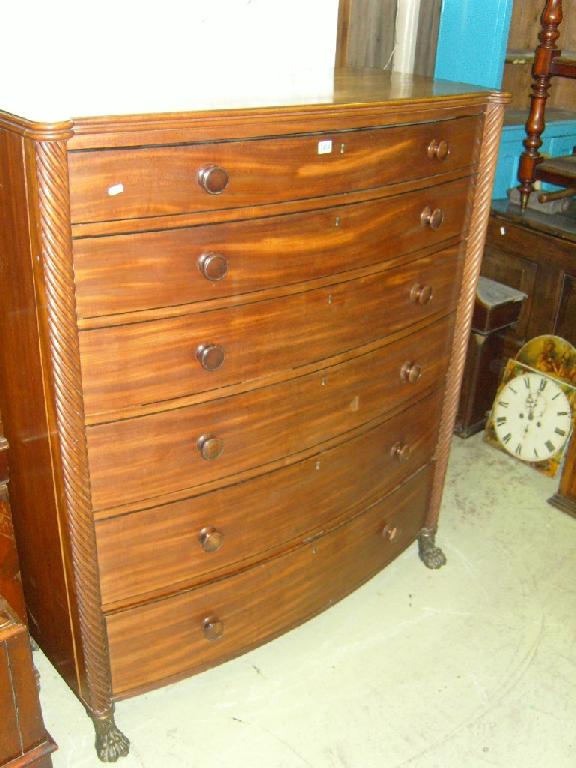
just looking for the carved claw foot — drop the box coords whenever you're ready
[418,528,447,570]
[92,712,130,762]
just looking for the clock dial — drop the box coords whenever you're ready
[493,372,572,462]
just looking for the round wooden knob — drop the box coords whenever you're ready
[410,284,433,305]
[390,442,411,462]
[202,616,224,641]
[198,252,229,282]
[196,344,225,371]
[427,139,449,161]
[199,526,224,552]
[197,165,229,195]
[400,362,422,384]
[197,435,224,461]
[382,524,398,542]
[421,206,444,230]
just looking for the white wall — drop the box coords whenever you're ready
[1,0,340,120]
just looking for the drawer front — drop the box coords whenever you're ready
[96,389,443,606]
[68,116,481,223]
[80,245,462,415]
[106,465,432,696]
[73,177,471,318]
[87,315,453,510]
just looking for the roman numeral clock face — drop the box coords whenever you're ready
[493,372,572,462]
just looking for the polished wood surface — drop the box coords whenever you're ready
[68,117,480,223]
[87,316,453,510]
[106,466,432,697]
[96,389,443,607]
[0,443,26,623]
[79,246,461,416]
[0,71,505,751]
[73,177,470,318]
[0,600,56,767]
[0,129,78,690]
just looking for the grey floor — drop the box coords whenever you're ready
[35,433,576,768]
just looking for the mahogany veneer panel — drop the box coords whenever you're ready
[87,315,453,510]
[68,116,481,223]
[96,388,443,607]
[106,466,432,697]
[73,176,470,318]
[80,246,462,416]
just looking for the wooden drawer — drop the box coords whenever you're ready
[73,177,471,318]
[106,465,432,697]
[80,245,462,416]
[87,315,453,510]
[96,388,443,607]
[67,116,481,224]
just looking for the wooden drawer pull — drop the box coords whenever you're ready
[421,206,445,230]
[427,138,449,161]
[199,526,224,553]
[197,435,224,461]
[198,252,229,282]
[202,616,224,641]
[197,165,229,195]
[390,442,411,462]
[410,284,433,305]
[381,524,398,542]
[400,362,422,384]
[196,343,225,371]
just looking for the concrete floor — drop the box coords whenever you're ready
[35,433,576,768]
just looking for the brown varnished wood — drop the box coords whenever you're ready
[67,116,481,224]
[86,315,453,510]
[0,128,78,691]
[0,600,56,767]
[106,466,432,698]
[73,177,470,318]
[70,169,476,240]
[0,74,504,744]
[0,427,26,622]
[96,389,443,608]
[79,246,462,416]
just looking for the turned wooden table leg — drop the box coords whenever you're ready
[518,0,563,208]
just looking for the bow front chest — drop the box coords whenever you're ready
[0,70,505,760]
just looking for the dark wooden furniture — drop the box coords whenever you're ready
[0,70,506,761]
[0,415,26,622]
[0,599,56,768]
[481,200,576,513]
[455,277,526,437]
[518,0,576,206]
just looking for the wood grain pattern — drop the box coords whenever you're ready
[96,389,443,607]
[106,466,431,697]
[87,315,454,510]
[67,116,481,224]
[72,177,470,318]
[79,246,462,417]
[0,600,56,767]
[0,128,78,690]
[31,140,113,718]
[426,97,508,530]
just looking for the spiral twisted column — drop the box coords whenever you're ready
[34,140,128,760]
[424,97,507,540]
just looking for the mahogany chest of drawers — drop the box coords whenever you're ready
[0,70,505,761]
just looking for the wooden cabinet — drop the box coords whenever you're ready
[0,600,56,768]
[0,70,506,760]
